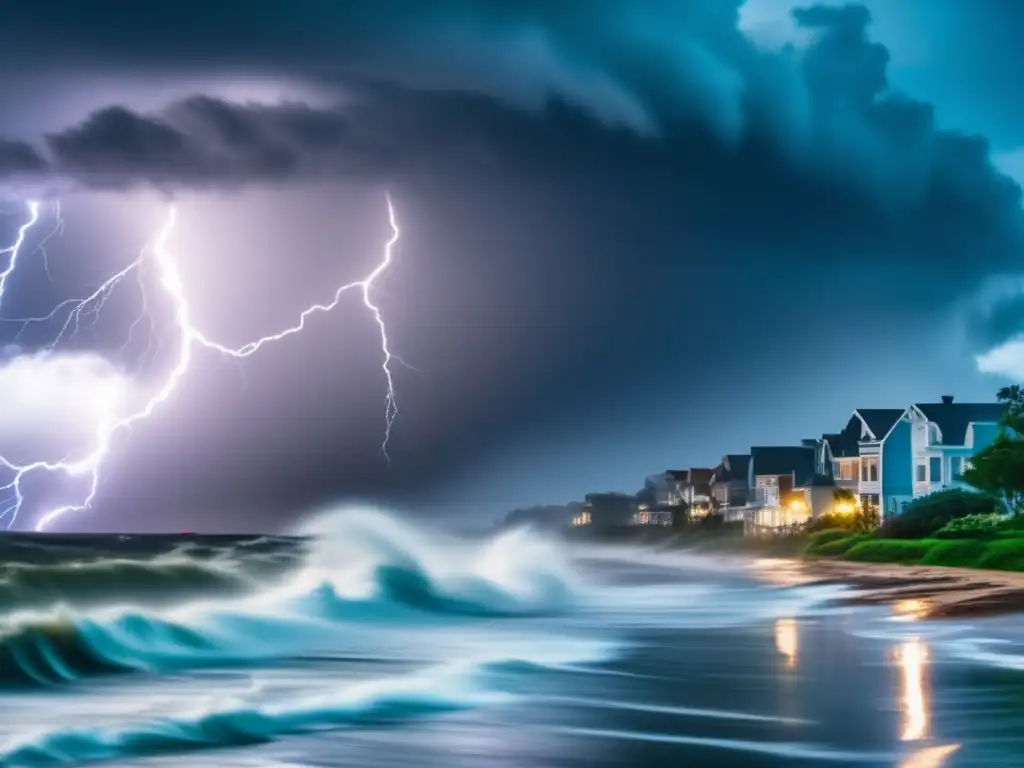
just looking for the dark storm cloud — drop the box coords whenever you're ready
[0,1,1019,526]
[0,3,1016,250]
[0,139,47,176]
[967,290,1024,351]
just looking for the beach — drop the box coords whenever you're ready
[754,557,1024,620]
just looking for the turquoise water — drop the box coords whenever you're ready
[0,509,1021,767]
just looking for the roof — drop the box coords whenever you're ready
[712,454,750,483]
[854,409,905,442]
[798,473,836,488]
[689,468,714,484]
[822,414,862,458]
[725,454,750,477]
[913,401,1005,445]
[665,469,688,481]
[750,446,816,486]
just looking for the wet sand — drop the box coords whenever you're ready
[796,560,1024,619]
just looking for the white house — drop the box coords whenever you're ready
[843,408,906,517]
[903,396,1004,502]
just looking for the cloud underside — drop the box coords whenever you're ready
[0,2,1023,376]
[0,352,132,464]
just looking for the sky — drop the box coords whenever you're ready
[0,0,1023,532]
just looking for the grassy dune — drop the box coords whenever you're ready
[802,530,1024,571]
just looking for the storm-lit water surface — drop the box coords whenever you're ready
[0,510,1022,767]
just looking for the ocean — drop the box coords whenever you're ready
[0,508,1022,767]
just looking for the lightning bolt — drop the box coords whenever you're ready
[0,195,402,532]
[0,201,40,305]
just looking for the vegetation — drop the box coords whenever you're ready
[935,513,1005,539]
[878,488,997,539]
[962,385,1024,516]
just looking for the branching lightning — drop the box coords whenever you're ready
[0,195,402,532]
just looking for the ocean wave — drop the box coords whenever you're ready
[0,509,582,688]
[0,557,262,613]
[0,662,504,767]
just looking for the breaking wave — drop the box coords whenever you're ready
[0,662,502,767]
[0,508,581,687]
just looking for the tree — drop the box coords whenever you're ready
[962,385,1024,516]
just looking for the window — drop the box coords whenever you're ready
[929,456,941,483]
[916,464,926,482]
[860,457,878,483]
[861,461,868,482]
[870,461,878,482]
[836,461,857,481]
[950,457,962,478]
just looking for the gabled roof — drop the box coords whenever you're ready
[821,432,853,459]
[912,401,1005,445]
[725,453,750,475]
[749,446,816,486]
[823,414,862,457]
[665,469,688,481]
[713,454,750,483]
[853,409,905,442]
[688,468,714,484]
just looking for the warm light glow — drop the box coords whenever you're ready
[898,744,960,768]
[892,599,929,621]
[774,618,798,669]
[787,498,807,512]
[834,501,854,515]
[895,639,930,741]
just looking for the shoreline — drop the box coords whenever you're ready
[771,558,1024,619]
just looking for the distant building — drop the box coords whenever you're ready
[745,446,817,531]
[709,454,751,521]
[583,492,635,528]
[901,397,1004,513]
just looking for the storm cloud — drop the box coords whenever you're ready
[0,1,1019,528]
[1,3,1018,277]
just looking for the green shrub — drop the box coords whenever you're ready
[808,509,880,535]
[919,539,986,567]
[935,513,1005,539]
[803,529,852,551]
[844,539,933,564]
[879,489,998,539]
[977,539,1024,571]
[814,534,870,556]
[807,514,856,533]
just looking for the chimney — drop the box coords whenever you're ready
[941,395,954,405]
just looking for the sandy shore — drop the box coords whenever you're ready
[748,558,1024,619]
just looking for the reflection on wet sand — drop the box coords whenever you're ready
[774,618,798,669]
[898,744,960,768]
[895,639,930,741]
[892,598,931,621]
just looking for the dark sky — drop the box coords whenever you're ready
[0,0,1023,532]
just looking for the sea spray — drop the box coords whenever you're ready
[0,507,585,687]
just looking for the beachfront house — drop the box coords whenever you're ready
[819,417,862,494]
[635,473,674,525]
[901,396,1004,510]
[678,468,714,520]
[584,492,635,528]
[845,408,906,517]
[745,446,817,531]
[709,454,750,522]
